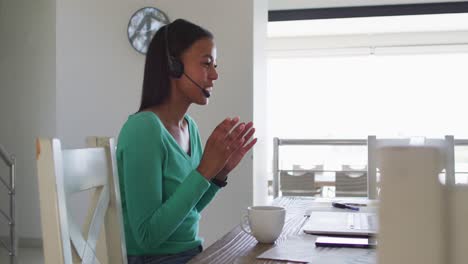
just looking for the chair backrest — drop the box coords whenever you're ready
[36,137,127,264]
[280,170,318,196]
[335,165,367,197]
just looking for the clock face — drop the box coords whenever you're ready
[127,7,170,55]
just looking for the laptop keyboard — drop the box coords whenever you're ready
[347,213,376,230]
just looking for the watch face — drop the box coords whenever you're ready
[127,7,170,55]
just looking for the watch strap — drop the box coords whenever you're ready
[211,177,228,188]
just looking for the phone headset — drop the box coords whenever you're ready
[164,24,211,98]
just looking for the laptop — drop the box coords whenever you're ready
[303,211,378,237]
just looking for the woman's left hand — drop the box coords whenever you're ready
[215,122,257,180]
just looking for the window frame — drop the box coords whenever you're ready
[269,2,468,21]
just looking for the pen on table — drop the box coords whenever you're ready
[343,202,367,207]
[332,202,360,211]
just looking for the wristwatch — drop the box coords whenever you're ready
[211,177,228,188]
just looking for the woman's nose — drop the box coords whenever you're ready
[209,67,218,81]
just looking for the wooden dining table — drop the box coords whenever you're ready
[188,196,376,264]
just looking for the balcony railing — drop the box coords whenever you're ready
[0,144,17,264]
[273,136,468,198]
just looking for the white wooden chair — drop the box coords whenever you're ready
[280,165,323,196]
[36,137,127,264]
[335,165,368,197]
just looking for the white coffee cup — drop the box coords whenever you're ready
[240,206,286,243]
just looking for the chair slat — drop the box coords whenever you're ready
[84,185,110,261]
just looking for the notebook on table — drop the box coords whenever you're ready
[303,211,378,237]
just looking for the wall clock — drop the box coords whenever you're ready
[127,7,170,54]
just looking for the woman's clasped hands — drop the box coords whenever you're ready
[197,117,257,180]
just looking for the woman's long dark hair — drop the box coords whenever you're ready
[138,19,213,112]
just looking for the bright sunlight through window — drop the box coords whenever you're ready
[267,13,468,139]
[266,13,468,190]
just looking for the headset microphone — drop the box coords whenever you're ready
[183,73,211,98]
[165,24,211,98]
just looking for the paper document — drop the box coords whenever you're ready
[256,237,376,264]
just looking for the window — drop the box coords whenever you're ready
[266,11,468,198]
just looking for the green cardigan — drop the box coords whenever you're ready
[117,111,220,255]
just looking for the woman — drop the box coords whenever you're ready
[117,19,257,264]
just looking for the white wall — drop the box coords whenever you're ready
[0,0,56,238]
[56,0,144,147]
[253,0,270,205]
[56,0,267,247]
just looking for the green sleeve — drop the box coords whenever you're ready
[119,117,211,250]
[195,183,220,212]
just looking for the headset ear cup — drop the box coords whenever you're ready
[169,57,184,78]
